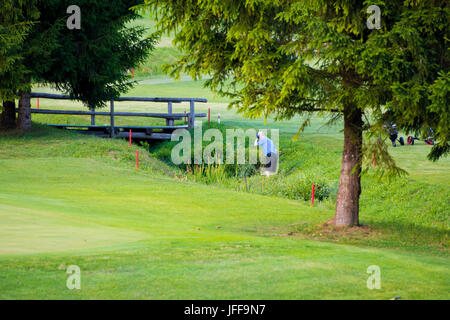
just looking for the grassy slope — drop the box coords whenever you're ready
[29,79,449,253]
[0,126,448,299]
[1,14,447,300]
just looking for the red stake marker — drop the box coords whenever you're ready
[37,97,39,109]
[311,184,316,206]
[129,130,132,147]
[184,110,187,123]
[373,153,376,168]
[136,150,139,169]
[132,69,135,78]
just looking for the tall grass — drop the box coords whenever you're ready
[187,163,227,184]
[150,122,333,202]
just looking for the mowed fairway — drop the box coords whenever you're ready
[0,125,448,299]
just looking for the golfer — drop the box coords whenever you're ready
[254,131,278,176]
[384,122,399,147]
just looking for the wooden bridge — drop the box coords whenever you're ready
[26,92,207,140]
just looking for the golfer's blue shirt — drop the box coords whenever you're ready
[257,136,276,156]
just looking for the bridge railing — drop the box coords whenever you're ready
[25,92,207,139]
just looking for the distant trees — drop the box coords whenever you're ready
[0,0,155,131]
[137,0,449,226]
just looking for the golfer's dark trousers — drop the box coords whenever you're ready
[265,153,273,168]
[265,153,278,172]
[390,133,398,143]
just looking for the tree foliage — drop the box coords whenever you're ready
[35,0,156,109]
[0,0,39,101]
[1,0,154,112]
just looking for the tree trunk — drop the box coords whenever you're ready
[334,105,363,227]
[0,100,16,129]
[17,90,32,131]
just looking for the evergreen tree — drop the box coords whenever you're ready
[1,0,155,130]
[136,0,449,226]
[0,0,39,129]
[36,0,156,111]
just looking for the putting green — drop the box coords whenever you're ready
[0,203,148,255]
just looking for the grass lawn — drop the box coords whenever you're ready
[1,9,448,301]
[3,12,450,296]
[0,117,448,299]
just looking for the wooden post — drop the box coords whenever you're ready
[89,105,95,125]
[166,101,173,126]
[188,100,195,129]
[110,100,115,138]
